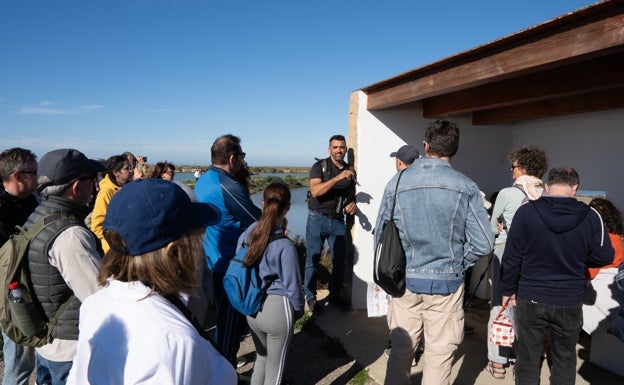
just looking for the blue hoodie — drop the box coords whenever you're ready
[236,223,304,313]
[501,196,614,305]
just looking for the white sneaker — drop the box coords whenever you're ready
[383,348,417,366]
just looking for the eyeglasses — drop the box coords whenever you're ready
[510,165,519,171]
[124,165,133,171]
[17,170,37,175]
[235,152,246,160]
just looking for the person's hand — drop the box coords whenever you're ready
[344,201,357,215]
[337,169,355,182]
[497,222,504,234]
[502,294,516,307]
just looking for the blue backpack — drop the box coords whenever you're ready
[223,234,285,316]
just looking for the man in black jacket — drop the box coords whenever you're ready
[501,167,614,385]
[0,148,39,385]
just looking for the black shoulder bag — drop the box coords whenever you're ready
[373,169,407,297]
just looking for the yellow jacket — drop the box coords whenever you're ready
[90,174,121,253]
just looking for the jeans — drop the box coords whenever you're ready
[2,332,36,385]
[515,297,582,385]
[35,354,72,385]
[304,210,346,299]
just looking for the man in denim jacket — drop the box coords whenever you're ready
[375,119,494,385]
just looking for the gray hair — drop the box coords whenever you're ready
[39,183,72,197]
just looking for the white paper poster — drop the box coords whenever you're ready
[367,282,390,317]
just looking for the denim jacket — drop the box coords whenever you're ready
[374,158,494,294]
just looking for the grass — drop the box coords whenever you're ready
[349,369,371,385]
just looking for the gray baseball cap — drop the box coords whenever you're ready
[390,145,420,164]
[38,149,105,186]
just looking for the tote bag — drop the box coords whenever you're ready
[373,169,406,297]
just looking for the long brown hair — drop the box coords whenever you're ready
[100,227,205,297]
[244,183,290,266]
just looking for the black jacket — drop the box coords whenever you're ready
[0,189,38,245]
[501,196,614,305]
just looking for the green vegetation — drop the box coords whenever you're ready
[349,369,371,385]
[181,166,309,195]
[248,175,308,195]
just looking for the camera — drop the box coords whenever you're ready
[335,196,347,214]
[497,214,507,231]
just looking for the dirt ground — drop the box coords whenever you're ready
[237,313,378,385]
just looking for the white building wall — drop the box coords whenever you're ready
[349,88,624,309]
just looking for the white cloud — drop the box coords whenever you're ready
[78,105,104,111]
[17,107,76,115]
[16,101,104,115]
[144,108,183,112]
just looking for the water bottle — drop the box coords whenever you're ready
[8,282,26,303]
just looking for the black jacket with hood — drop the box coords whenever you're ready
[501,196,614,305]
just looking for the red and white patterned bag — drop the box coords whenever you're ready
[489,298,515,347]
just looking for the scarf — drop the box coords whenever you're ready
[513,174,543,201]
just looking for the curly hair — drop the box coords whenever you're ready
[590,197,624,236]
[508,145,548,178]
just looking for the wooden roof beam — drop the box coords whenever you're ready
[366,12,624,111]
[422,52,624,118]
[472,87,624,125]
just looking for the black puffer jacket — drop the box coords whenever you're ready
[25,195,92,341]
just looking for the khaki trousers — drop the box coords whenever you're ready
[384,285,464,385]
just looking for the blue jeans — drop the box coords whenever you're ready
[2,332,36,385]
[35,354,72,385]
[304,210,346,299]
[515,297,582,385]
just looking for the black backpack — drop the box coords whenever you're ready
[373,169,406,297]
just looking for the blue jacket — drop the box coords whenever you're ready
[501,196,614,305]
[195,166,261,273]
[237,224,304,313]
[374,158,494,294]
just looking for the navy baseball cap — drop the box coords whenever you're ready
[38,149,105,186]
[104,179,220,256]
[390,145,420,164]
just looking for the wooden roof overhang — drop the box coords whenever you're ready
[360,0,624,125]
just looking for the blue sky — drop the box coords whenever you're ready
[0,0,596,166]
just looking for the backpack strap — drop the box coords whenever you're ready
[164,294,224,356]
[390,169,406,221]
[512,185,529,204]
[8,213,70,284]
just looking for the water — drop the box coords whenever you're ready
[175,172,308,182]
[251,187,308,239]
[174,172,197,182]
[176,171,309,239]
